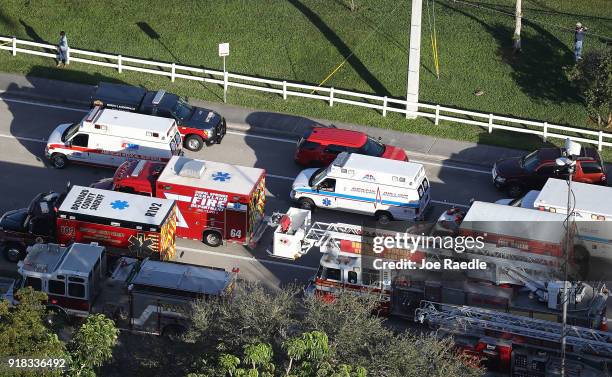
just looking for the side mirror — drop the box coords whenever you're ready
[378,136,382,141]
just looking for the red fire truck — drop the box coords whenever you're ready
[0,186,177,262]
[93,156,266,247]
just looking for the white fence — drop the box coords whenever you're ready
[1,35,611,151]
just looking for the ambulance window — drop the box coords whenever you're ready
[25,277,42,291]
[68,282,85,298]
[347,271,358,284]
[48,280,65,295]
[319,179,336,192]
[325,268,341,281]
[71,133,89,147]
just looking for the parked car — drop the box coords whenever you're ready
[492,147,607,197]
[294,127,408,167]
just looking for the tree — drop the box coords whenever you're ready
[67,314,119,377]
[512,0,522,53]
[0,287,68,377]
[187,281,300,353]
[567,48,612,129]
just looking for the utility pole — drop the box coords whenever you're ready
[406,0,423,119]
[513,0,523,52]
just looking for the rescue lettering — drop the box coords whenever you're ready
[145,203,163,217]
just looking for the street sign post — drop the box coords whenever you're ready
[219,43,229,103]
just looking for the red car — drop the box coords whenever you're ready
[294,127,408,166]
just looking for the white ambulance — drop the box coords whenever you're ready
[534,178,612,261]
[45,106,182,169]
[290,152,431,223]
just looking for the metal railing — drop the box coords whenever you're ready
[1,35,611,151]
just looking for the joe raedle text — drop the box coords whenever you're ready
[373,258,487,271]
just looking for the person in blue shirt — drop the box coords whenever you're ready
[57,31,68,67]
[574,22,587,62]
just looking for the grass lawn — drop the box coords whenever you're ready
[0,0,611,157]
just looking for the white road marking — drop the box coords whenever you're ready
[411,159,490,174]
[226,130,297,144]
[267,173,294,181]
[0,133,45,143]
[431,200,469,208]
[177,246,318,272]
[0,96,88,113]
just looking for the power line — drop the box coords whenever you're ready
[447,0,612,41]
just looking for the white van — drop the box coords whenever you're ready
[45,106,182,169]
[290,152,431,223]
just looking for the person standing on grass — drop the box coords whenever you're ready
[574,22,587,62]
[57,31,68,67]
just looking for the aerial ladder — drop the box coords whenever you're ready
[415,300,612,359]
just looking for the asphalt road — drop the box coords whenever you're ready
[0,95,519,286]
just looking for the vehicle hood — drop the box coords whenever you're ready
[381,145,408,161]
[292,168,318,190]
[47,123,71,146]
[495,157,524,177]
[183,108,221,130]
[0,208,28,231]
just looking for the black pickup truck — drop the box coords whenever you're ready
[91,82,226,151]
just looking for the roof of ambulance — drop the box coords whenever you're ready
[58,185,174,226]
[338,153,424,178]
[535,178,612,216]
[158,156,265,196]
[91,108,176,133]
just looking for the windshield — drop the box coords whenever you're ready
[171,98,193,121]
[61,123,80,142]
[359,137,385,156]
[309,167,328,187]
[0,210,29,231]
[521,151,539,171]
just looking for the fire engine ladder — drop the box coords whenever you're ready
[300,222,366,255]
[415,301,612,358]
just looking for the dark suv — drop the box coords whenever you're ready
[492,147,607,197]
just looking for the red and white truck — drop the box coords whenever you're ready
[0,186,177,262]
[93,156,267,247]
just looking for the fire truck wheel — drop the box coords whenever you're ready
[203,231,223,247]
[574,247,590,278]
[3,243,25,263]
[375,211,393,225]
[51,154,68,169]
[162,324,186,341]
[45,306,71,330]
[298,198,316,211]
[185,135,204,151]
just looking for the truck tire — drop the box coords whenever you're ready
[506,183,524,198]
[185,135,204,151]
[3,243,25,263]
[375,211,393,225]
[573,246,590,279]
[298,198,316,211]
[51,154,68,169]
[203,230,223,247]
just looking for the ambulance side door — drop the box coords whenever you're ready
[315,178,337,209]
[66,133,90,162]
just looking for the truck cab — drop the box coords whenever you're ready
[0,192,60,262]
